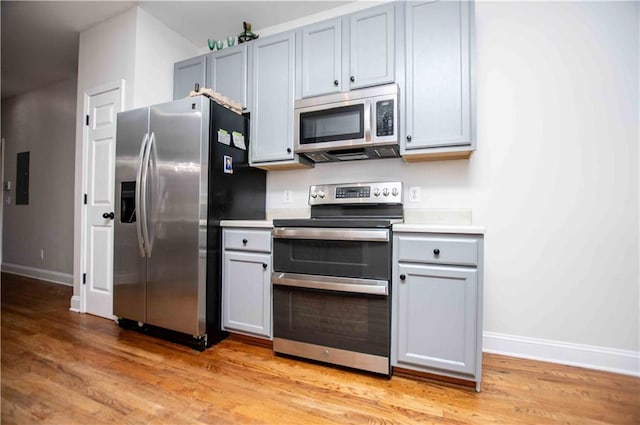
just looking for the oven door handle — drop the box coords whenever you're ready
[272,272,388,296]
[272,227,389,242]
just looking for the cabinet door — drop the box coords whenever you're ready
[349,4,395,90]
[394,263,477,375]
[209,44,248,110]
[301,18,342,97]
[404,0,472,150]
[173,55,207,100]
[222,251,271,338]
[250,32,296,163]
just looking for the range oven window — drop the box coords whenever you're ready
[273,286,389,356]
[273,238,390,280]
[300,104,364,144]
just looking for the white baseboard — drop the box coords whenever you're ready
[69,295,81,312]
[2,263,73,286]
[483,331,640,377]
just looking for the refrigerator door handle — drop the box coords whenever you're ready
[140,132,154,257]
[134,133,149,257]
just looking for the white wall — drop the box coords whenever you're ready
[72,7,199,302]
[265,0,640,360]
[1,79,77,284]
[133,8,200,107]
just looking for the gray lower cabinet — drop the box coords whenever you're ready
[392,232,483,391]
[222,228,272,339]
[400,0,475,161]
[173,54,208,100]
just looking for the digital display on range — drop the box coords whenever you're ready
[335,186,370,198]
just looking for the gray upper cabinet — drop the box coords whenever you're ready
[401,0,475,161]
[208,44,248,110]
[298,4,395,98]
[173,54,207,100]
[250,31,311,169]
[300,18,342,97]
[348,3,395,90]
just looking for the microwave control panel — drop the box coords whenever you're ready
[376,100,395,137]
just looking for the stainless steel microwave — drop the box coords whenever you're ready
[294,84,399,163]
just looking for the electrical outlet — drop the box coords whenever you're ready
[40,249,44,261]
[283,190,293,204]
[408,186,421,203]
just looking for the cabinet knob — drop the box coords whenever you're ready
[262,263,268,269]
[242,239,248,245]
[433,248,440,255]
[333,80,339,86]
[287,147,292,154]
[399,274,406,281]
[406,135,412,142]
[350,76,355,82]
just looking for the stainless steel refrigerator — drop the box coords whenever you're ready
[113,96,265,350]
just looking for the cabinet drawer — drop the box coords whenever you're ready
[224,229,272,252]
[396,234,478,266]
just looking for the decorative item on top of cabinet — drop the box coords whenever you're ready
[400,0,476,162]
[222,227,273,340]
[249,31,313,170]
[392,231,484,391]
[297,3,395,99]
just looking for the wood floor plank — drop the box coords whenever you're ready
[2,272,639,424]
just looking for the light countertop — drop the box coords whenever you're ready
[392,223,485,234]
[220,220,273,228]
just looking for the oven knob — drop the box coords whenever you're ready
[311,191,318,199]
[392,188,399,196]
[373,188,380,197]
[318,191,325,198]
[382,188,390,197]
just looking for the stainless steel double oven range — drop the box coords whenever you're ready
[272,181,403,376]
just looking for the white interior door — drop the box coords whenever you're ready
[84,83,122,319]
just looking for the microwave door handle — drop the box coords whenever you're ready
[364,99,372,142]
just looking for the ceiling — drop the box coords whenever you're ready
[1,1,351,100]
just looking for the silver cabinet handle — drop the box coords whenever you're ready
[272,272,388,296]
[272,227,389,242]
[135,133,149,257]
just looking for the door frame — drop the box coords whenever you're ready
[74,80,125,314]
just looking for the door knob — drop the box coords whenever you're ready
[102,212,115,220]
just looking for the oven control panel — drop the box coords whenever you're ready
[309,181,403,205]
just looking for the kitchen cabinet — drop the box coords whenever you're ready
[173,54,208,100]
[208,44,248,110]
[400,0,475,161]
[297,3,395,98]
[222,227,272,339]
[249,31,312,169]
[392,231,484,391]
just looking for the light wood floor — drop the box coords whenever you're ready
[2,273,638,424]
